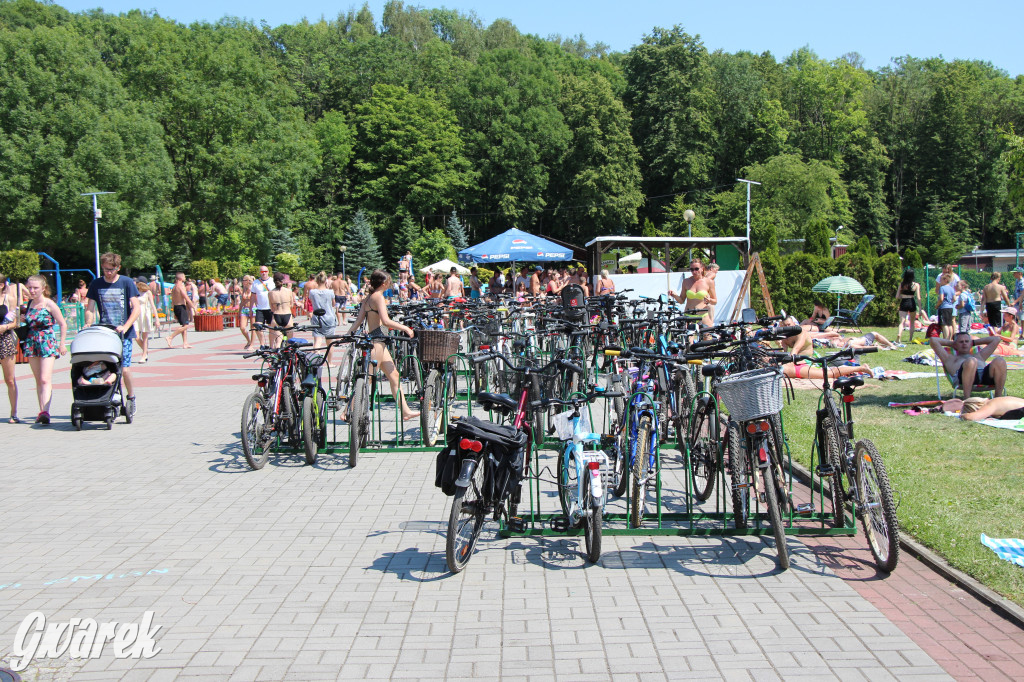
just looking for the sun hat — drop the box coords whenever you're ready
[1001,306,1018,318]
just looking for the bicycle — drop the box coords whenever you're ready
[551,389,622,563]
[240,333,307,470]
[799,347,900,572]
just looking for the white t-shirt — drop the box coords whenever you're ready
[935,273,960,287]
[252,277,276,309]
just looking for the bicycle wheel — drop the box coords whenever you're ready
[612,427,629,498]
[348,378,368,467]
[241,391,270,470]
[855,439,900,572]
[334,346,355,400]
[420,369,444,447]
[301,395,318,465]
[726,420,750,529]
[629,413,654,528]
[820,417,846,528]
[687,397,718,502]
[583,475,602,563]
[558,446,580,522]
[673,369,696,450]
[446,459,486,573]
[759,435,790,570]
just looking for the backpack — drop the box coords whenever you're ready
[560,283,586,322]
[925,322,942,338]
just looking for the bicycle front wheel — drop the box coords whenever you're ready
[348,378,368,467]
[446,460,486,573]
[420,369,445,447]
[855,439,900,572]
[558,447,580,523]
[583,477,602,563]
[241,391,270,470]
[725,420,750,529]
[687,397,718,502]
[759,435,790,571]
[629,414,654,529]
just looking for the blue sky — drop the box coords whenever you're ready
[55,0,1024,76]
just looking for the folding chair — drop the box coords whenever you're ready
[824,294,875,333]
[935,360,996,400]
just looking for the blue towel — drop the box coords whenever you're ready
[981,534,1024,568]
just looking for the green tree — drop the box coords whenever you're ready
[919,200,970,265]
[623,26,716,211]
[803,221,831,257]
[344,209,384,273]
[456,46,570,233]
[394,214,421,261]
[351,84,472,232]
[903,247,924,270]
[411,228,456,269]
[445,210,468,252]
[0,21,174,268]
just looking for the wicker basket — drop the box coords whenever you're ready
[416,329,461,363]
[715,368,783,422]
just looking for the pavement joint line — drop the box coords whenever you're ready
[789,459,1024,630]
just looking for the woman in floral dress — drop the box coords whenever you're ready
[22,275,67,424]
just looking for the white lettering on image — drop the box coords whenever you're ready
[9,611,162,672]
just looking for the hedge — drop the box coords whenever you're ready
[0,250,41,281]
[190,259,218,282]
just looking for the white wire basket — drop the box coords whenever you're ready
[551,408,591,441]
[715,368,783,422]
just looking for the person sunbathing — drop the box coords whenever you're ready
[782,361,872,381]
[959,396,1024,421]
[801,303,830,329]
[842,330,898,350]
[930,332,1007,398]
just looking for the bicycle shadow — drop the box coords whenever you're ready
[366,546,451,582]
[208,433,315,473]
[598,536,827,579]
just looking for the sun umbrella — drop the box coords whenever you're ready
[811,275,866,312]
[458,228,572,263]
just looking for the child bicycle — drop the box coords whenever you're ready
[795,347,900,572]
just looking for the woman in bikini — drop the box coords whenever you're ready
[267,272,295,347]
[345,270,419,421]
[959,396,1024,421]
[896,268,921,343]
[783,361,872,381]
[239,276,257,349]
[596,269,615,296]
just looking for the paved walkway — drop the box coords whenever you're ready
[0,327,1017,680]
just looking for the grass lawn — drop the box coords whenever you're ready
[778,326,1024,607]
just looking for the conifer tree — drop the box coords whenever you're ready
[344,210,384,273]
[446,210,468,252]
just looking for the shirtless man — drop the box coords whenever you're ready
[982,273,1010,326]
[668,259,715,325]
[930,331,1006,398]
[166,272,196,348]
[268,272,295,347]
[529,266,542,296]
[332,272,349,325]
[445,268,465,299]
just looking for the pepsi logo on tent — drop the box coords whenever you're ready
[512,239,527,244]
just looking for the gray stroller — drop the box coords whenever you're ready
[69,325,130,430]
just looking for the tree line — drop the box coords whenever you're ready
[1,0,1023,280]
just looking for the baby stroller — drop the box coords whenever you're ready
[69,325,130,430]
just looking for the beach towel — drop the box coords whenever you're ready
[1006,360,1024,371]
[981,534,1024,568]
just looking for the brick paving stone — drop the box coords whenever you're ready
[0,329,1000,680]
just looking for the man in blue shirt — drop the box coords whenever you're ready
[85,252,140,418]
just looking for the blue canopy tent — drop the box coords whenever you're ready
[458,228,573,264]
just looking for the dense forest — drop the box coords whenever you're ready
[1,0,1023,277]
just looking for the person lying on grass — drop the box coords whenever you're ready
[959,396,1024,421]
[929,332,1007,398]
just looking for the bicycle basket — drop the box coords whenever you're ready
[714,367,783,422]
[551,408,591,441]
[416,329,461,363]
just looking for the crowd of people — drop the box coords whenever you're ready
[2,252,1023,426]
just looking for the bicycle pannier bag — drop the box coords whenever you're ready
[435,446,459,496]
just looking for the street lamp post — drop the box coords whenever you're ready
[834,225,844,258]
[683,209,695,262]
[339,245,347,278]
[80,191,115,277]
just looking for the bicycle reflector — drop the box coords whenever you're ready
[745,421,771,434]
[842,394,855,403]
[459,438,483,453]
[479,345,491,350]
[587,461,600,471]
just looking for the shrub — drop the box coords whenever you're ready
[190,259,218,282]
[221,261,244,280]
[866,252,902,326]
[0,250,41,281]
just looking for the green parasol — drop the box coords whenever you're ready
[811,275,866,312]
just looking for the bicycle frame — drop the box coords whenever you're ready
[559,406,606,526]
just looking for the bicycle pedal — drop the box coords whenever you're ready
[795,503,814,516]
[549,516,570,533]
[816,464,836,477]
[507,517,526,533]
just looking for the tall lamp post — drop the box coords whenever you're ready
[339,245,347,278]
[81,191,115,277]
[834,225,844,258]
[683,209,695,262]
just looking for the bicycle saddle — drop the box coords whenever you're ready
[286,338,311,347]
[834,376,864,390]
[476,392,518,414]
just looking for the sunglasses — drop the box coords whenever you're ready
[689,267,701,272]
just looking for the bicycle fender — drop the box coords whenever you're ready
[588,466,603,502]
[455,458,478,487]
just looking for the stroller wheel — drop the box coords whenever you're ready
[105,418,114,430]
